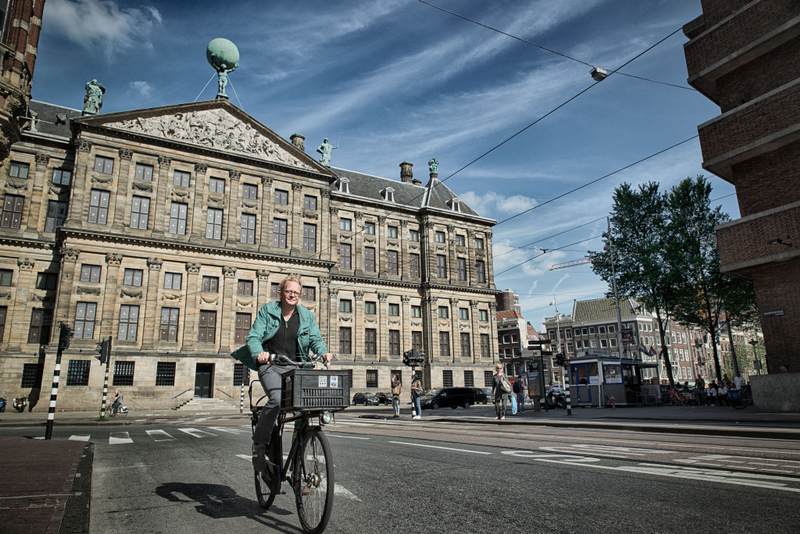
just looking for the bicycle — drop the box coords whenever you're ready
[249,354,350,534]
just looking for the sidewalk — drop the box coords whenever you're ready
[0,437,92,534]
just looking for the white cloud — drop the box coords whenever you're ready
[45,0,162,59]
[460,190,538,219]
[129,80,153,98]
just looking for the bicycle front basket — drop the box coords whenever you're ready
[281,369,352,411]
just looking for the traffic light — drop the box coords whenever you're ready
[403,348,425,367]
[58,322,73,351]
[95,336,111,365]
[555,353,567,368]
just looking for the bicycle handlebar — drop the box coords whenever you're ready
[269,353,331,369]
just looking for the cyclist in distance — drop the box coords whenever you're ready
[232,274,333,486]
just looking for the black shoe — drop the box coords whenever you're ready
[252,443,267,473]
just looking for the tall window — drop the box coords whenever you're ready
[479,310,489,322]
[476,260,487,283]
[339,299,352,313]
[474,237,484,250]
[436,255,447,278]
[411,305,422,318]
[435,231,446,243]
[27,308,52,344]
[93,155,114,174]
[365,301,377,315]
[118,304,139,342]
[163,272,182,290]
[21,363,41,388]
[233,363,247,386]
[339,327,351,354]
[173,170,191,188]
[459,308,469,320]
[272,218,287,248]
[302,223,316,252]
[409,229,420,242]
[457,258,467,281]
[237,279,254,297]
[366,369,378,388]
[0,306,6,342]
[274,189,289,205]
[270,283,280,299]
[128,196,150,229]
[364,221,376,235]
[242,183,258,200]
[302,286,316,302]
[339,217,352,232]
[456,234,466,246]
[461,333,471,359]
[388,226,399,239]
[442,370,453,387]
[74,302,97,339]
[9,161,29,179]
[410,253,420,278]
[206,208,223,239]
[123,268,143,287]
[0,194,23,228]
[52,168,72,186]
[134,163,153,181]
[156,362,176,386]
[88,189,110,224]
[389,303,400,316]
[339,243,352,269]
[198,310,217,343]
[45,200,67,232]
[412,331,423,352]
[389,330,401,356]
[364,328,377,355]
[439,332,450,358]
[201,275,219,292]
[481,334,490,358]
[364,247,376,273]
[66,360,90,386]
[235,312,252,344]
[240,213,257,244]
[387,250,399,275]
[303,195,317,211]
[208,177,225,193]
[113,361,135,386]
[160,307,180,341]
[79,264,101,283]
[464,370,474,387]
[438,306,449,319]
[169,202,188,234]
[36,272,58,290]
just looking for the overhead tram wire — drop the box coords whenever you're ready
[417,0,694,92]
[495,234,602,277]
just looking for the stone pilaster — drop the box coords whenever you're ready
[258,176,273,253]
[450,297,459,363]
[154,156,172,236]
[219,265,237,352]
[354,213,364,275]
[470,300,480,364]
[401,295,412,357]
[488,302,498,362]
[192,163,208,240]
[447,224,457,284]
[140,257,163,349]
[256,269,270,305]
[226,170,241,244]
[53,247,80,334]
[377,216,387,277]
[7,257,36,348]
[320,191,331,261]
[113,148,133,227]
[329,288,340,359]
[378,292,389,362]
[28,152,48,230]
[318,278,330,339]
[182,262,202,351]
[290,183,304,254]
[65,139,92,227]
[484,231,495,289]
[99,252,123,341]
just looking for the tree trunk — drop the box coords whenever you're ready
[708,321,722,383]
[726,318,740,377]
[655,308,674,386]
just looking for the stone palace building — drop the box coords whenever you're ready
[0,97,499,410]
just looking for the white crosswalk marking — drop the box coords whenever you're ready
[207,426,247,434]
[68,435,90,441]
[178,427,216,438]
[109,432,133,445]
[146,429,175,442]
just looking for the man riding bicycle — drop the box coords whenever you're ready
[232,274,333,489]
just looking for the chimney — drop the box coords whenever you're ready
[290,133,305,152]
[399,161,413,183]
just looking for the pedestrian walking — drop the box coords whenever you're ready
[514,374,525,413]
[492,364,511,420]
[391,374,402,418]
[410,375,423,420]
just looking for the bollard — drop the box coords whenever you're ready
[564,367,572,416]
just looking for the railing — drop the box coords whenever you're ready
[215,388,234,400]
[171,388,192,400]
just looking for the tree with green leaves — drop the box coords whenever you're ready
[589,182,678,386]
[667,176,747,384]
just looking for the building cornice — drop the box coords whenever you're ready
[0,235,56,251]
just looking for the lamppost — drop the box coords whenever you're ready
[749,338,762,375]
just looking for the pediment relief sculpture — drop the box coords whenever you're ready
[104,108,314,170]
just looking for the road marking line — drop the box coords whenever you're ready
[109,432,133,445]
[146,429,175,442]
[327,433,371,440]
[207,426,247,434]
[178,427,216,439]
[388,441,492,455]
[333,421,375,427]
[68,435,90,441]
[236,454,251,461]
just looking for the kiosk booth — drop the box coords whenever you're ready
[568,354,658,407]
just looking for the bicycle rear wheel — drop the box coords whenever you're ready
[293,428,334,534]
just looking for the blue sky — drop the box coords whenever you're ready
[33,0,737,330]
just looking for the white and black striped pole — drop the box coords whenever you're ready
[98,337,111,418]
[564,362,573,416]
[45,323,73,440]
[239,369,248,414]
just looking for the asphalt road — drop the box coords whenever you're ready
[3,412,800,533]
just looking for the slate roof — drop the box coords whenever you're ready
[28,100,82,139]
[572,297,646,324]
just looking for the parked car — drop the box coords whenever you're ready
[374,392,393,405]
[352,392,379,406]
[420,387,476,409]
[473,388,490,404]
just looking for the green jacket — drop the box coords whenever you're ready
[231,301,328,371]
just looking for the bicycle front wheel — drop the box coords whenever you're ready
[293,428,334,534]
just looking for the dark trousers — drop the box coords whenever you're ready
[253,364,292,446]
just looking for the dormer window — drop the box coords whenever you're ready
[381,186,395,203]
[336,177,350,194]
[448,197,461,212]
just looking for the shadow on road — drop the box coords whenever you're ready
[154,482,300,533]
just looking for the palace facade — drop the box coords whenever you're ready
[0,97,499,410]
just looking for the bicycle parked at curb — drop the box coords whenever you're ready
[249,353,350,534]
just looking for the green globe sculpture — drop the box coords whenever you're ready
[206,38,239,99]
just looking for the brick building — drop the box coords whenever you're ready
[683,1,800,375]
[0,94,499,411]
